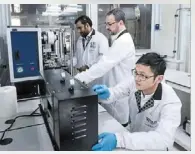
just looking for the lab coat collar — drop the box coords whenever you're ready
[84,29,95,39]
[135,91,155,113]
[111,28,127,41]
[116,28,127,38]
[153,83,162,100]
[136,83,162,101]
[135,83,162,113]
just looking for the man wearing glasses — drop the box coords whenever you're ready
[75,8,136,127]
[92,52,181,151]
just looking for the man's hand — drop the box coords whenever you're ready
[77,65,89,72]
[92,133,117,151]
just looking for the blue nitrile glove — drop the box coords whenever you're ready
[92,133,117,151]
[92,85,110,100]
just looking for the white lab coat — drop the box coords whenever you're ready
[101,78,182,150]
[75,30,109,69]
[75,31,136,124]
[75,30,109,86]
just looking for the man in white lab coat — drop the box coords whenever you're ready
[75,9,136,126]
[92,52,182,151]
[74,15,109,74]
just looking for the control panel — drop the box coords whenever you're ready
[10,31,40,78]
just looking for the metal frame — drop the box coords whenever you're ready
[7,27,43,83]
[87,4,98,30]
[150,4,156,51]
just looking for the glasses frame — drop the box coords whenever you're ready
[131,69,155,81]
[105,21,117,26]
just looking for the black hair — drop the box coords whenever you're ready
[136,52,166,76]
[106,8,126,24]
[75,15,93,27]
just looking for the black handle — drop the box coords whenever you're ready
[15,50,20,60]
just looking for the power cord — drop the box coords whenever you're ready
[0,106,42,145]
[0,123,44,133]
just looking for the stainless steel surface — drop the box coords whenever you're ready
[0,114,44,133]
[59,30,64,61]
[0,125,53,151]
[70,29,75,76]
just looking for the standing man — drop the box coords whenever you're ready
[74,15,109,75]
[92,53,182,151]
[74,8,136,127]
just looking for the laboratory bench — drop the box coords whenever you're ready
[0,99,190,151]
[164,68,190,93]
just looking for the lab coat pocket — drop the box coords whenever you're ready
[144,113,159,130]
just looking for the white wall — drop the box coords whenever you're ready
[152,4,190,72]
[153,4,179,57]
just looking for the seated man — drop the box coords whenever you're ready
[92,52,182,151]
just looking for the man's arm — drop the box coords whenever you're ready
[99,77,135,104]
[115,101,182,150]
[74,38,135,84]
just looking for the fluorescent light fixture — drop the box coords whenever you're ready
[42,12,61,16]
[42,4,83,16]
[68,4,78,6]
[64,7,82,12]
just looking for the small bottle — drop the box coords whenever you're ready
[60,71,66,83]
[68,79,75,94]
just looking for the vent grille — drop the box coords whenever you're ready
[71,105,88,141]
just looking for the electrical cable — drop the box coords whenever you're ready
[0,106,42,145]
[0,123,44,133]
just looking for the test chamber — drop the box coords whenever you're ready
[6,26,75,99]
[40,68,98,151]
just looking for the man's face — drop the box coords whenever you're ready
[105,15,120,35]
[76,21,89,37]
[133,64,163,91]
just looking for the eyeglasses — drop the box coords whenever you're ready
[131,69,155,81]
[104,21,117,26]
